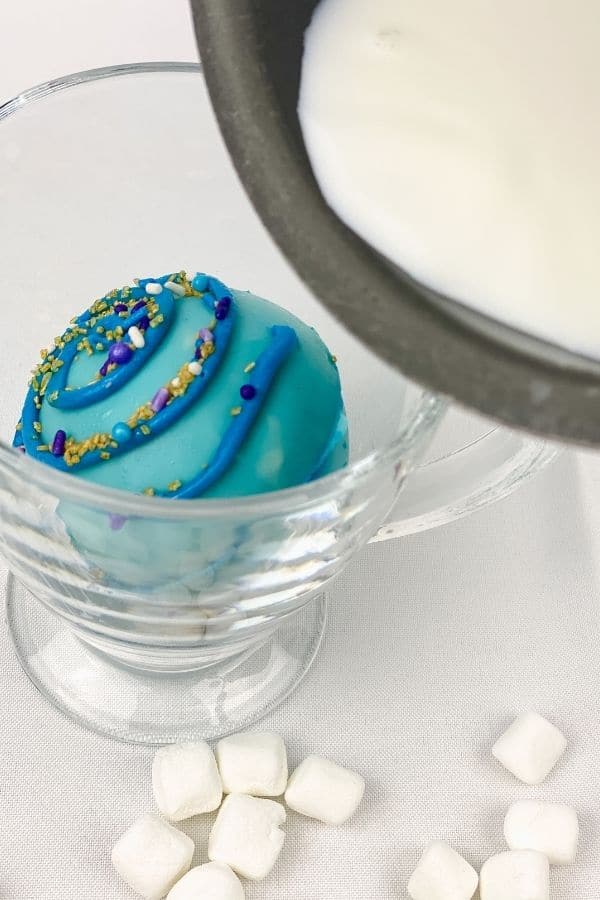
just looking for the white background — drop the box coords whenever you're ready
[1,3,600,898]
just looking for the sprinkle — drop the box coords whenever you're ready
[240,383,257,400]
[96,325,105,334]
[113,303,128,313]
[99,360,110,377]
[200,342,215,359]
[143,487,155,496]
[33,421,42,434]
[150,314,164,328]
[145,282,163,296]
[165,280,186,296]
[188,361,202,376]
[15,421,22,432]
[171,377,181,389]
[243,361,256,373]
[112,421,132,443]
[48,391,59,403]
[167,480,182,492]
[230,406,242,416]
[140,424,151,436]
[108,341,134,365]
[215,303,229,320]
[109,514,127,531]
[132,299,146,312]
[194,346,203,360]
[36,445,49,452]
[51,429,67,457]
[199,328,214,342]
[330,354,338,363]
[100,451,111,460]
[151,387,170,413]
[138,314,150,331]
[128,325,145,349]
[95,342,104,352]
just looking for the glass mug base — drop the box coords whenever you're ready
[6,575,327,744]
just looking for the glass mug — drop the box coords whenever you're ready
[0,64,556,743]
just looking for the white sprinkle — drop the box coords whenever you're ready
[188,361,202,376]
[171,377,181,388]
[165,280,186,296]
[145,282,163,295]
[127,326,145,349]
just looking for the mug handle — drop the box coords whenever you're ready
[370,424,558,542]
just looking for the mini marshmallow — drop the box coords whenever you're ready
[152,742,222,821]
[208,793,286,880]
[284,754,365,825]
[480,850,549,900]
[492,712,567,784]
[167,862,244,900]
[112,813,194,900]
[504,799,579,865]
[407,841,478,900]
[216,732,288,797]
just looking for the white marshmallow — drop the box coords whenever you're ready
[284,754,365,825]
[167,862,244,900]
[492,712,567,784]
[152,742,222,822]
[504,800,579,865]
[216,732,288,797]
[112,813,194,900]
[208,793,286,880]
[480,850,549,900]
[128,325,145,348]
[145,282,163,295]
[407,841,478,900]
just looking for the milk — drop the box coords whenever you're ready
[299,0,600,359]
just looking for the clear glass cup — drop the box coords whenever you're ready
[0,64,557,743]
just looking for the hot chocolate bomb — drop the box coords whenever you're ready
[14,272,348,586]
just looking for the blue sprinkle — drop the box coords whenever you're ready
[112,421,132,443]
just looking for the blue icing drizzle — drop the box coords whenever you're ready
[15,271,348,499]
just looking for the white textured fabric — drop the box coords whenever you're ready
[1,6,600,899]
[1,454,599,899]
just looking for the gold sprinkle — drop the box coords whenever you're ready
[167,480,182,492]
[331,354,338,364]
[100,451,111,460]
[243,361,256,373]
[110,440,118,449]
[33,421,42,434]
[96,325,105,334]
[143,487,155,496]
[48,391,59,402]
[95,342,104,352]
[150,314,164,328]
[15,422,22,432]
[140,424,151,435]
[230,406,242,417]
[36,445,49,452]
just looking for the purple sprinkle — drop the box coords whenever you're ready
[199,328,214,342]
[215,304,229,321]
[240,383,257,400]
[132,299,147,312]
[151,386,170,413]
[138,314,150,331]
[113,302,128,313]
[99,360,110,377]
[51,429,67,457]
[219,295,232,308]
[108,513,127,531]
[108,342,134,365]
[194,346,203,360]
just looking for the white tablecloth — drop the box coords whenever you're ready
[1,5,599,898]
